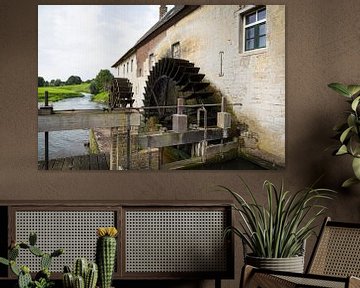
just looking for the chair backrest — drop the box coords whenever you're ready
[307,217,360,277]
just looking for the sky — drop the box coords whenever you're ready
[38,5,166,82]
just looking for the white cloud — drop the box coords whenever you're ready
[38,5,160,81]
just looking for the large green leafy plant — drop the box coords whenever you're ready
[221,179,334,258]
[328,83,360,187]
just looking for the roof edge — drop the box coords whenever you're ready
[112,5,200,68]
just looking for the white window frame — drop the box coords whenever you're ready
[149,53,155,70]
[171,42,181,59]
[243,7,267,52]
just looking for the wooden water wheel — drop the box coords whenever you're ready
[143,58,218,127]
[109,78,134,109]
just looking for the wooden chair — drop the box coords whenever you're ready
[241,217,360,288]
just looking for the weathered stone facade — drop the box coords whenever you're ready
[113,5,285,167]
[110,126,160,170]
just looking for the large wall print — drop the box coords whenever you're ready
[38,5,285,171]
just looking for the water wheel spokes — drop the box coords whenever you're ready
[143,57,217,128]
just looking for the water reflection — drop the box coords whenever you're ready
[38,94,105,161]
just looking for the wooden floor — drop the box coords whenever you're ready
[38,153,110,170]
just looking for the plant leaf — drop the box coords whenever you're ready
[351,96,360,111]
[349,135,360,157]
[352,157,360,179]
[336,145,348,155]
[347,85,360,97]
[347,114,356,128]
[340,126,353,143]
[328,83,351,97]
[0,257,9,266]
[342,177,360,188]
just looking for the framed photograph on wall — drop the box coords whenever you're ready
[38,5,285,171]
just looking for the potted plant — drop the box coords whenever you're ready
[96,227,118,288]
[328,83,360,187]
[62,258,98,288]
[221,179,335,273]
[0,232,63,288]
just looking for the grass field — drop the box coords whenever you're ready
[38,83,90,102]
[91,91,109,103]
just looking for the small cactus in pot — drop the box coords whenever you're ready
[96,227,118,288]
[62,259,98,288]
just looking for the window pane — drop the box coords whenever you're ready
[245,12,256,25]
[245,39,255,51]
[259,35,266,48]
[172,42,181,59]
[259,23,266,36]
[258,8,266,20]
[246,27,255,39]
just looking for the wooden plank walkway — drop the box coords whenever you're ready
[161,157,204,170]
[38,153,110,170]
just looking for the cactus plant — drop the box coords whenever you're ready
[63,272,74,288]
[41,253,52,270]
[29,232,37,246]
[85,262,98,288]
[74,258,88,279]
[96,227,118,288]
[0,232,63,288]
[74,275,85,288]
[19,268,32,288]
[62,259,98,288]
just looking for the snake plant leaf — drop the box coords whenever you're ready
[351,96,360,111]
[328,83,352,97]
[221,179,335,258]
[342,177,360,188]
[352,157,360,179]
[336,144,348,155]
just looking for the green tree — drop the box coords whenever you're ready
[54,79,62,86]
[38,76,45,87]
[89,80,99,95]
[95,69,114,92]
[66,75,82,85]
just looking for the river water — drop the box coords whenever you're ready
[38,94,105,161]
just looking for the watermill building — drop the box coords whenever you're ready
[112,5,285,167]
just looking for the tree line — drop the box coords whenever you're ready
[38,69,114,95]
[38,75,85,87]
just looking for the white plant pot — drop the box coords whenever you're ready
[245,254,305,273]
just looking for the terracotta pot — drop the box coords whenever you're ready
[245,254,305,273]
